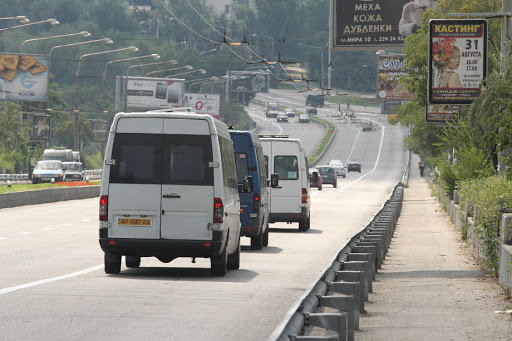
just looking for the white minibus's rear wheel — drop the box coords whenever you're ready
[298,216,311,232]
[104,252,121,274]
[227,237,241,270]
[126,256,141,268]
[211,246,228,276]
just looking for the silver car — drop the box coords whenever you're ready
[62,162,84,181]
[328,160,346,178]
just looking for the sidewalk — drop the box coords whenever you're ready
[357,154,512,340]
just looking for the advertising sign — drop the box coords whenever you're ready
[0,53,49,102]
[183,93,220,119]
[32,115,51,140]
[331,0,436,50]
[377,55,413,100]
[380,99,404,114]
[228,71,269,93]
[117,76,184,111]
[91,120,108,142]
[428,19,487,104]
[426,104,459,123]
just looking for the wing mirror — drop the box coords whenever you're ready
[270,173,280,188]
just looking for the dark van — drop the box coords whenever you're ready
[229,130,269,250]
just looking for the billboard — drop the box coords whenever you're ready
[331,0,436,50]
[380,99,404,114]
[183,93,221,119]
[428,19,488,104]
[377,55,413,100]
[116,76,185,111]
[228,71,269,93]
[32,115,51,140]
[426,104,459,124]
[91,120,108,142]
[0,53,49,102]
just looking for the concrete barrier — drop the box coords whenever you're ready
[0,186,100,209]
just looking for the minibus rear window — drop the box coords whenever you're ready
[235,153,249,183]
[162,134,213,186]
[110,133,162,184]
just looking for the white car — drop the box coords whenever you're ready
[329,160,346,178]
[285,108,295,117]
[32,160,64,184]
[62,162,84,181]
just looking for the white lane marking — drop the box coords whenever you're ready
[0,265,104,296]
[0,237,7,240]
[338,120,386,193]
[20,232,32,235]
[80,219,90,222]
[41,228,54,231]
[63,223,73,226]
[249,113,283,134]
[345,125,361,163]
[310,190,320,197]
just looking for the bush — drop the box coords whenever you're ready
[459,176,512,274]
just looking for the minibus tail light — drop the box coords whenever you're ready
[99,195,108,221]
[214,198,224,224]
[301,188,308,204]
[253,193,261,213]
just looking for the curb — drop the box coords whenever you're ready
[0,186,100,209]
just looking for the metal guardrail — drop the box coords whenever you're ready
[0,169,102,184]
[270,182,405,341]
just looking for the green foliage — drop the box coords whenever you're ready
[458,176,512,274]
[82,150,103,170]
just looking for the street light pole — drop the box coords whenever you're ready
[74,46,138,150]
[252,33,275,58]
[102,54,159,112]
[298,42,324,89]
[20,31,90,55]
[0,18,58,33]
[146,65,192,77]
[126,59,178,76]
[166,69,206,78]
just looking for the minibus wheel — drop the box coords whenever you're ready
[227,237,241,270]
[211,246,228,276]
[104,252,121,274]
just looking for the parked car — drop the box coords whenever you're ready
[99,108,241,276]
[277,112,289,122]
[309,168,322,190]
[285,108,295,117]
[260,136,311,231]
[299,114,310,123]
[32,160,64,184]
[62,161,84,181]
[347,161,362,173]
[229,130,270,250]
[329,160,346,178]
[317,165,337,188]
[363,123,373,132]
[306,107,317,115]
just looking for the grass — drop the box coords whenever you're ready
[327,95,381,108]
[306,115,336,165]
[0,181,100,194]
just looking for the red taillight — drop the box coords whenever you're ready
[253,193,261,213]
[302,188,308,204]
[214,197,224,224]
[99,195,108,221]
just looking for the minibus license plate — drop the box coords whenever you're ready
[117,218,152,226]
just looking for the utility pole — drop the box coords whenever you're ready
[328,0,333,90]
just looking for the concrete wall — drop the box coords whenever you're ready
[0,186,100,209]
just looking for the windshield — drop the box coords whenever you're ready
[317,167,333,175]
[35,162,62,170]
[63,163,82,171]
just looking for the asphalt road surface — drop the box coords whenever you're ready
[0,89,407,340]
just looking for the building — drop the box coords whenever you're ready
[203,0,231,15]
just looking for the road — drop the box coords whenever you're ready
[0,89,407,340]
